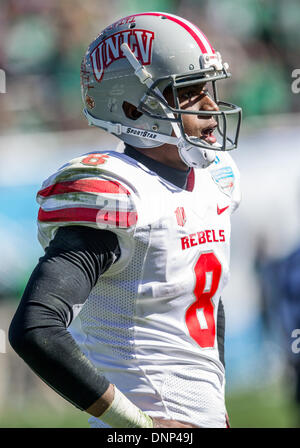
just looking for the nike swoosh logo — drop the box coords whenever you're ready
[217,205,229,215]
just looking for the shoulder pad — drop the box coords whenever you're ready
[37,152,139,248]
[208,152,241,214]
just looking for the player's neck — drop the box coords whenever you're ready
[132,144,189,172]
[124,145,190,189]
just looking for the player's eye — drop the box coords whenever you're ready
[181,87,208,100]
[181,91,196,100]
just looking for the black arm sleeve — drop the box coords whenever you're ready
[217,298,225,368]
[9,226,120,411]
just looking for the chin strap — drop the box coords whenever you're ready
[83,108,179,145]
[84,43,216,168]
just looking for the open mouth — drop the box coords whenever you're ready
[200,125,217,144]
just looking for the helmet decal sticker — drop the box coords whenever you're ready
[90,29,155,83]
[106,15,136,31]
[85,94,95,109]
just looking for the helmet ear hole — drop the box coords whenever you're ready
[163,86,175,108]
[122,101,143,120]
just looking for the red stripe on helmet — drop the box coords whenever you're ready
[126,12,214,54]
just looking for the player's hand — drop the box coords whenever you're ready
[152,417,198,428]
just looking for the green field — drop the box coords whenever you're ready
[0,380,298,428]
[226,382,299,428]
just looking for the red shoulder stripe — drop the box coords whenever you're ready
[38,179,130,198]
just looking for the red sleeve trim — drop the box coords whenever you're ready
[38,207,137,228]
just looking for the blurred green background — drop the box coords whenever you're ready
[1,0,299,135]
[1,0,300,428]
[0,381,299,428]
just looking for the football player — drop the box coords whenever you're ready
[9,12,242,428]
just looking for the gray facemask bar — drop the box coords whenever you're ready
[138,69,242,151]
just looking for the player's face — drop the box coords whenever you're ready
[128,83,220,171]
[176,83,219,145]
[164,82,219,144]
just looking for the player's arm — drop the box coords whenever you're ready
[8,226,155,427]
[9,226,192,428]
[9,226,118,412]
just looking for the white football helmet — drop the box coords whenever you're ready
[81,12,242,168]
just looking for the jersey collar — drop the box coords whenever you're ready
[124,145,190,189]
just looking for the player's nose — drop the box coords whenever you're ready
[201,94,219,112]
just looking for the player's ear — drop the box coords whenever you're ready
[122,101,143,120]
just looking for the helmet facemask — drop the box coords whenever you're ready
[138,67,242,153]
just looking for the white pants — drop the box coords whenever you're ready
[89,365,227,428]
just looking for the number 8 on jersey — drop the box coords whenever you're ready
[185,252,222,348]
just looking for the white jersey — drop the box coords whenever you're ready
[37,150,241,428]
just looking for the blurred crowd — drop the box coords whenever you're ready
[0,0,299,135]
